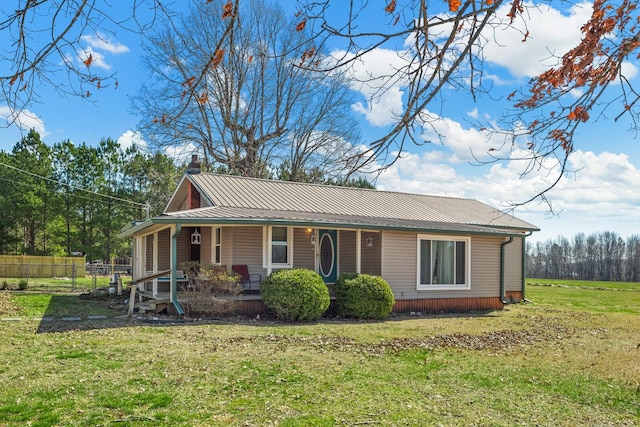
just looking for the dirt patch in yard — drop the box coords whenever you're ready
[0,292,21,316]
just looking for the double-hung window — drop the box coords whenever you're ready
[263,226,293,267]
[212,227,222,265]
[417,235,470,290]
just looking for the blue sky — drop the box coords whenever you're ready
[0,0,639,243]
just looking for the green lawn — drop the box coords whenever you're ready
[1,275,131,292]
[527,277,640,291]
[526,281,640,314]
[0,282,639,426]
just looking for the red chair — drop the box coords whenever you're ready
[232,265,262,292]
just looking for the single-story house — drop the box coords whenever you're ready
[119,156,538,316]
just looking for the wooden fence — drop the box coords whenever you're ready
[0,255,85,278]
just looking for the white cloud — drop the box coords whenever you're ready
[483,2,594,78]
[78,32,130,70]
[164,143,199,164]
[78,47,110,71]
[117,130,147,151]
[374,146,640,241]
[81,33,130,54]
[0,106,47,136]
[418,109,519,162]
[621,61,638,81]
[332,48,410,126]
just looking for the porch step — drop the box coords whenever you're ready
[135,298,170,314]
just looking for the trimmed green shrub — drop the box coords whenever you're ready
[261,269,330,321]
[18,279,28,290]
[335,273,394,319]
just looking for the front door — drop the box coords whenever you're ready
[318,230,338,284]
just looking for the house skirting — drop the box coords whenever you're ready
[222,297,504,317]
[392,297,504,313]
[504,291,524,303]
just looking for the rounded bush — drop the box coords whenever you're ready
[261,269,330,321]
[335,273,394,319]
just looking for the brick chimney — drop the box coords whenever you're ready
[187,154,201,174]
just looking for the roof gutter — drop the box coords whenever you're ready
[121,216,536,239]
[500,236,514,304]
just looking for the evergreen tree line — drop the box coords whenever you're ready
[0,130,183,260]
[526,231,640,282]
[0,130,375,261]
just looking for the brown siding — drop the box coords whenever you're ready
[381,231,418,298]
[468,235,501,298]
[381,231,503,300]
[166,179,189,212]
[201,227,212,264]
[176,229,190,266]
[293,228,315,270]
[505,237,523,293]
[157,229,171,270]
[188,182,201,209]
[340,230,357,274]
[361,232,381,276]
[221,227,233,267]
[232,226,266,278]
[145,235,154,272]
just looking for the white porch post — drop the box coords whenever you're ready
[356,229,362,274]
[133,237,141,282]
[266,226,273,276]
[134,236,145,290]
[152,232,159,297]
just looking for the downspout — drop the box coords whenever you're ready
[500,236,514,304]
[171,224,185,316]
[521,231,533,302]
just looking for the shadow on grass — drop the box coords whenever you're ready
[34,292,133,334]
[31,292,503,334]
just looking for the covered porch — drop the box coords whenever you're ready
[125,221,382,315]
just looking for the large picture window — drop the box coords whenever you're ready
[417,235,470,290]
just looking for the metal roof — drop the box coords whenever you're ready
[156,205,522,236]
[186,173,538,231]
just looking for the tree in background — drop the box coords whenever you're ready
[0,132,181,259]
[9,130,54,255]
[1,0,638,203]
[526,231,639,282]
[133,0,363,181]
[121,148,183,217]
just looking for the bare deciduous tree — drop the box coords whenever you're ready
[2,0,638,201]
[133,0,363,180]
[0,1,180,118]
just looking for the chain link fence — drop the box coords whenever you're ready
[0,263,132,293]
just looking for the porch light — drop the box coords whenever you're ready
[191,228,202,245]
[310,235,316,246]
[365,237,373,247]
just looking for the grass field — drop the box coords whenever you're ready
[1,275,132,293]
[0,281,639,426]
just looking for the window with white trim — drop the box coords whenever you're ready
[263,226,293,267]
[417,235,470,290]
[213,227,222,265]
